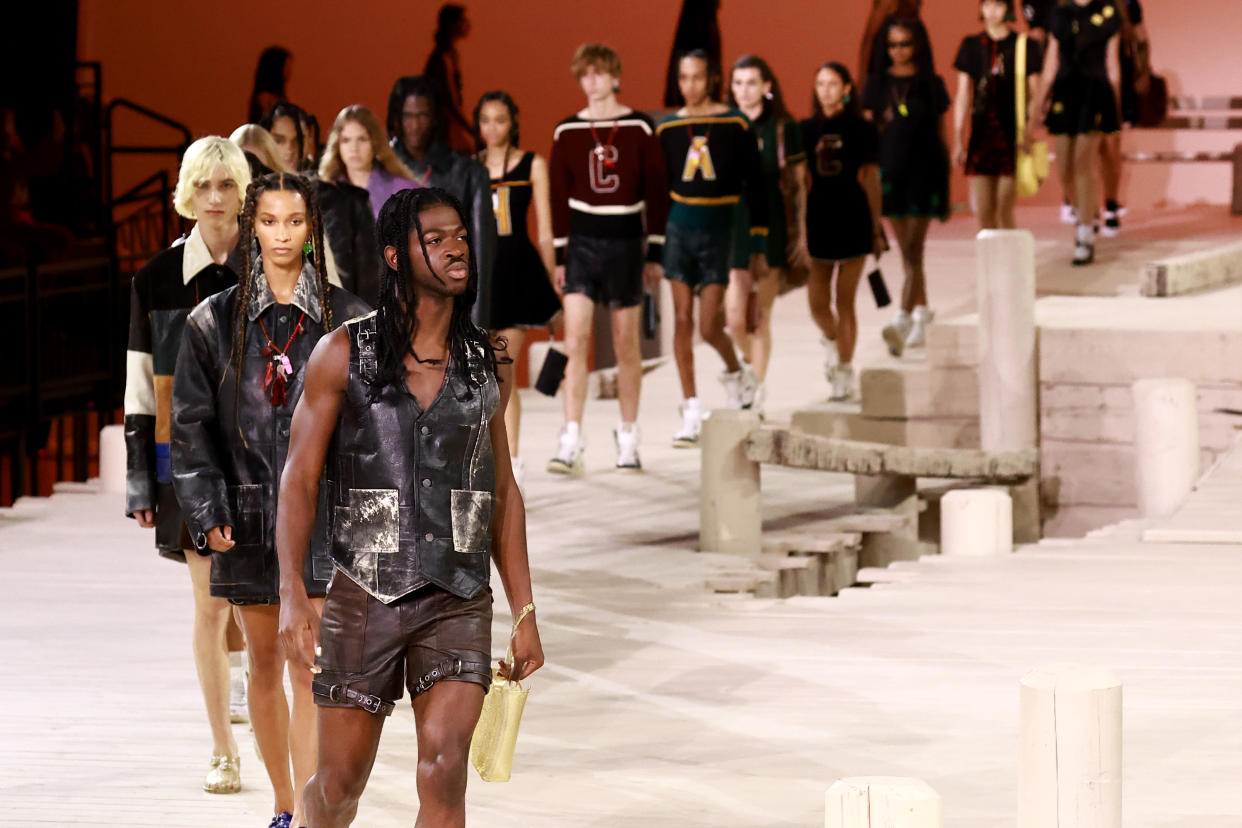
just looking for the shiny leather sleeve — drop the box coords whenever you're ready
[467,159,498,327]
[123,276,156,516]
[346,188,381,309]
[169,309,232,549]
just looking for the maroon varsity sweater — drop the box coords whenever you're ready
[549,111,669,264]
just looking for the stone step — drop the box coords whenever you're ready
[791,406,979,450]
[1140,240,1242,297]
[860,363,979,419]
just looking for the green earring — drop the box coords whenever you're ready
[844,93,852,103]
[302,239,314,256]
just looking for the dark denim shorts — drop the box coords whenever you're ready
[663,222,732,291]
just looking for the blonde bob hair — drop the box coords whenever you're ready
[318,104,415,183]
[229,123,295,175]
[173,136,252,219]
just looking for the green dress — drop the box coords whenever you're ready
[730,110,805,270]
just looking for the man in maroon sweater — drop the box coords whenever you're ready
[547,43,669,475]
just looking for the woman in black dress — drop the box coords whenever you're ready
[172,173,369,828]
[1029,0,1122,264]
[474,91,560,485]
[952,0,1044,230]
[797,62,885,402]
[862,16,949,357]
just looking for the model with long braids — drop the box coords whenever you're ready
[276,185,541,826]
[171,172,369,828]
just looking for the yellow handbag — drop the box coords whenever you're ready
[1015,33,1050,197]
[469,602,534,782]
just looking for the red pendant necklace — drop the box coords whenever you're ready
[258,311,308,406]
[588,120,619,168]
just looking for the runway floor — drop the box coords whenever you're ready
[1,204,1240,826]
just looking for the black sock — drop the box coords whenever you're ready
[1105,199,1120,212]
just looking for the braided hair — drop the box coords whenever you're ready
[230,172,334,438]
[371,186,502,399]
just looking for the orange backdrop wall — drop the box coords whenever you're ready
[82,1,1241,210]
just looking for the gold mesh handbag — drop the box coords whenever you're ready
[470,603,534,782]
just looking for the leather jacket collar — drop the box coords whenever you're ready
[247,256,324,323]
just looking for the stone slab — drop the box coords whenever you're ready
[1140,240,1242,297]
[792,407,979,450]
[747,429,1037,481]
[860,364,980,419]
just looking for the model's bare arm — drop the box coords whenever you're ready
[530,154,557,280]
[488,349,544,681]
[277,327,350,674]
[953,71,972,168]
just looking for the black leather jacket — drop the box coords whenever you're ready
[171,262,370,602]
[389,140,497,326]
[313,179,381,308]
[327,312,498,603]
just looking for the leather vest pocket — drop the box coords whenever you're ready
[451,489,493,553]
[227,484,264,549]
[335,488,400,553]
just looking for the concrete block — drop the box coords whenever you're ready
[859,364,979,419]
[977,229,1038,452]
[926,318,979,369]
[699,410,762,555]
[825,777,942,828]
[1040,383,1242,451]
[792,407,979,450]
[1040,442,1136,507]
[1039,327,1242,387]
[941,489,1013,556]
[1133,378,1200,518]
[1019,665,1123,828]
[1140,240,1242,297]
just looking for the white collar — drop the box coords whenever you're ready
[180,224,213,285]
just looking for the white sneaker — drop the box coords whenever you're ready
[737,363,758,410]
[672,398,703,448]
[821,337,840,382]
[614,422,641,471]
[512,456,527,496]
[905,306,933,349]
[1060,203,1078,225]
[546,423,584,475]
[829,363,854,401]
[1072,222,1095,266]
[229,659,248,724]
[882,310,912,357]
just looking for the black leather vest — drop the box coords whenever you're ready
[327,312,498,603]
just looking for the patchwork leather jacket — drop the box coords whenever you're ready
[171,262,370,602]
[326,311,499,604]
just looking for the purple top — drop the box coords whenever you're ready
[352,165,420,219]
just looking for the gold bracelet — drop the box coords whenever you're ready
[511,602,536,635]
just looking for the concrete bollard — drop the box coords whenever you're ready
[699,409,761,555]
[1019,665,1122,828]
[98,425,127,496]
[825,777,942,828]
[940,489,1013,556]
[976,230,1038,453]
[1132,378,1199,518]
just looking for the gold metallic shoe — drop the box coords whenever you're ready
[203,754,241,794]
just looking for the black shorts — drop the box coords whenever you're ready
[663,222,732,291]
[563,234,644,309]
[313,571,493,713]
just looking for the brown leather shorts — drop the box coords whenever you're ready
[313,571,493,714]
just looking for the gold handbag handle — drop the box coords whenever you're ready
[501,602,536,685]
[1016,33,1028,148]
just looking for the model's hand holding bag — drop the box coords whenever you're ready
[1015,33,1050,198]
[470,602,536,782]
